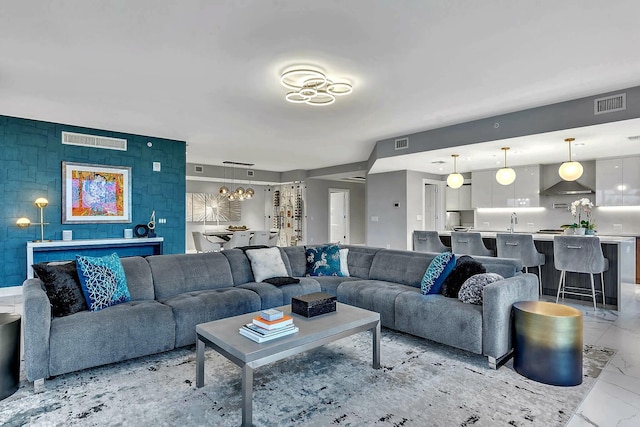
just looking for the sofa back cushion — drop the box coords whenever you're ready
[147,252,234,300]
[280,246,307,277]
[369,249,434,287]
[121,256,155,300]
[340,245,380,279]
[221,249,255,285]
[467,255,522,278]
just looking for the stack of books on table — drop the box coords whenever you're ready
[239,309,299,343]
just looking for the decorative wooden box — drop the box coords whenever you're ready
[291,292,337,318]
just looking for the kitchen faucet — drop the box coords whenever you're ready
[509,212,518,233]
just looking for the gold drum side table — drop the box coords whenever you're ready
[513,301,583,386]
[0,313,21,400]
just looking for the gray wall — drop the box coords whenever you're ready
[374,86,640,160]
[366,170,407,249]
[305,179,365,245]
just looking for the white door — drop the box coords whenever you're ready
[424,184,437,230]
[329,189,349,244]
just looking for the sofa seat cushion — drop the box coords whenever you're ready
[394,291,483,354]
[337,280,416,329]
[278,278,321,305]
[161,287,261,347]
[311,276,361,297]
[49,300,175,377]
[237,282,285,309]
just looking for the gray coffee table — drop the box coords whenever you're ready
[196,302,381,427]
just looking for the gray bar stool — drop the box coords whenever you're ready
[496,233,545,294]
[554,235,608,310]
[412,230,450,252]
[451,231,493,256]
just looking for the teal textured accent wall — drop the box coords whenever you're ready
[0,115,186,287]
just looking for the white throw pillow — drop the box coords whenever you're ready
[339,248,350,277]
[245,247,289,282]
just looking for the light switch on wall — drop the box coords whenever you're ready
[153,162,161,172]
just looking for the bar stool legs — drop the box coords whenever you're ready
[525,265,543,294]
[556,270,605,310]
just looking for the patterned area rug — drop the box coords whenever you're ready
[1,329,614,427]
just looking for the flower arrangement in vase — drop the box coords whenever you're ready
[565,198,595,235]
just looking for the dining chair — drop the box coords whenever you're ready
[222,231,251,250]
[192,231,221,253]
[554,235,608,310]
[267,231,280,247]
[412,230,450,252]
[451,231,494,256]
[496,233,545,294]
[249,230,270,246]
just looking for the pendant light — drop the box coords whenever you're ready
[446,154,464,189]
[495,147,516,185]
[558,137,583,181]
[219,163,229,195]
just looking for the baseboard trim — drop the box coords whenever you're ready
[0,286,23,297]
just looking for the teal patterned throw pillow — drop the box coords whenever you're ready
[421,252,456,295]
[306,244,344,276]
[76,253,130,312]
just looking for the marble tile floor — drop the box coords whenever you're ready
[1,285,639,426]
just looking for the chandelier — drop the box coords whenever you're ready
[219,161,255,201]
[280,67,352,106]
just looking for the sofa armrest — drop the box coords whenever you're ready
[482,273,538,363]
[23,278,52,381]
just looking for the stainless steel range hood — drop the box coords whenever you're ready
[542,180,594,196]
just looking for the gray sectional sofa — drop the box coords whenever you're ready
[23,245,538,383]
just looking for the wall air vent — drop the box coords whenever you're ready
[62,131,127,151]
[194,165,204,173]
[395,137,409,150]
[594,93,626,115]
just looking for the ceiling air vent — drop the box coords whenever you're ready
[594,93,626,115]
[341,176,366,183]
[194,165,204,173]
[62,131,127,151]
[395,137,409,150]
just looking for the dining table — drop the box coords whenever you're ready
[204,230,278,242]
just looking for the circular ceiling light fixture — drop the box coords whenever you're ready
[496,147,516,185]
[447,154,464,189]
[558,137,584,181]
[280,67,352,106]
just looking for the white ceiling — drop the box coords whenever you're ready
[1,1,640,173]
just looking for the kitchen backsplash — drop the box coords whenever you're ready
[474,199,640,235]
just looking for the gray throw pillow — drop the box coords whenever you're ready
[458,273,504,305]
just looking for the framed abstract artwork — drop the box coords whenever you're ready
[62,161,132,224]
[185,192,240,223]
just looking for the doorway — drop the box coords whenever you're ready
[329,189,350,244]
[423,184,438,230]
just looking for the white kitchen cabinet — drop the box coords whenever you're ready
[471,170,493,208]
[492,176,515,207]
[473,166,540,208]
[596,157,640,206]
[514,166,540,207]
[623,157,640,206]
[446,184,472,210]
